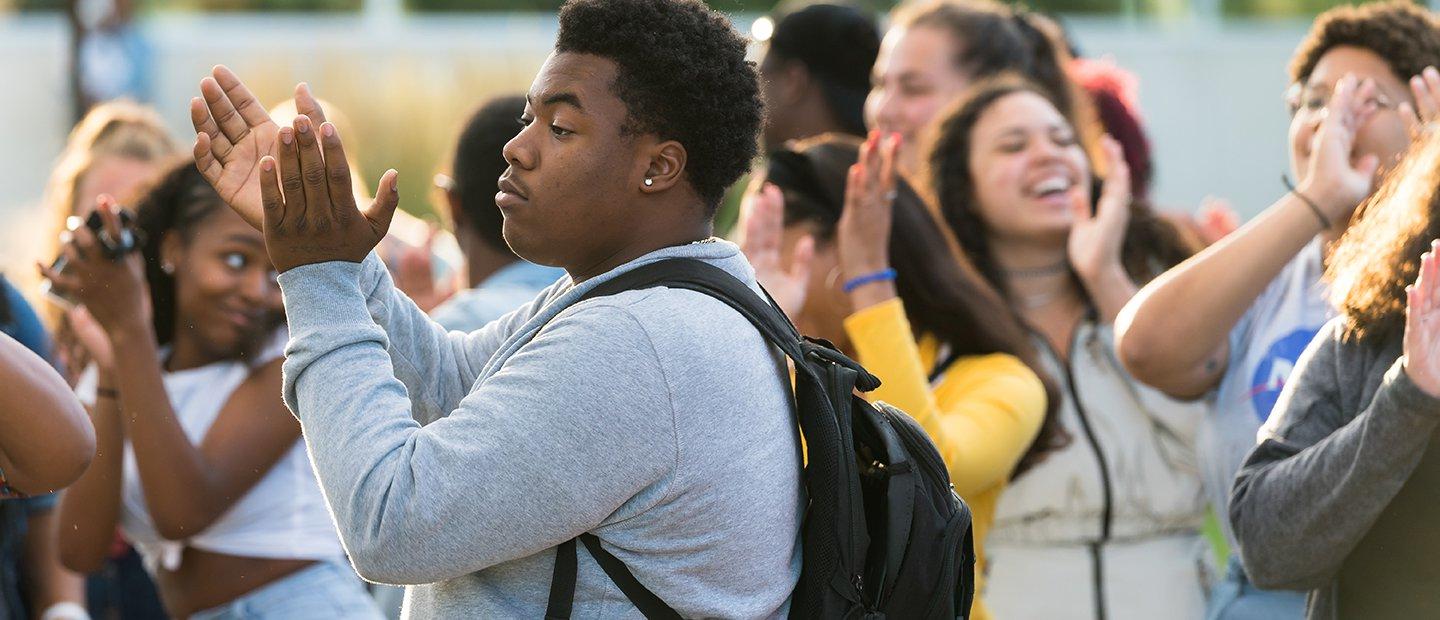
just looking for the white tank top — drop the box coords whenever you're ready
[77,328,344,572]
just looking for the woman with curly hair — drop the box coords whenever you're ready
[1116,3,1440,616]
[1230,125,1440,619]
[926,74,1206,619]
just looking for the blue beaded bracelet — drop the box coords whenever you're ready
[843,268,898,293]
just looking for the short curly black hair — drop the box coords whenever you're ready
[1289,1,1440,86]
[555,0,762,211]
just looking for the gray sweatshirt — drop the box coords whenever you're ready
[276,240,803,618]
[1229,317,1440,619]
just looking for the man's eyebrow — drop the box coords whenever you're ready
[529,91,585,111]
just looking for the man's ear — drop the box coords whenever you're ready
[639,140,688,194]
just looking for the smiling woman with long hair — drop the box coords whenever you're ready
[924,75,1205,619]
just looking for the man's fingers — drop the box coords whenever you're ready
[294,82,330,127]
[319,122,357,213]
[212,65,273,129]
[259,156,286,232]
[293,116,330,229]
[200,76,252,145]
[277,126,306,227]
[364,170,401,236]
[190,96,235,162]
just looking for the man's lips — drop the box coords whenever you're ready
[496,176,529,209]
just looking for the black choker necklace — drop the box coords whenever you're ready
[1001,261,1070,278]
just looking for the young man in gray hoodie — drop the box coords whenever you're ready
[187,0,802,615]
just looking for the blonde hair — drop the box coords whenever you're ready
[34,101,177,363]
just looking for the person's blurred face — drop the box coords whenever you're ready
[865,25,970,174]
[758,51,799,149]
[73,156,159,216]
[778,223,852,352]
[1288,46,1411,188]
[969,91,1091,245]
[499,52,649,271]
[163,206,282,364]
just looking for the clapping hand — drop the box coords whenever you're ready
[1298,74,1382,224]
[255,113,399,273]
[1068,135,1131,283]
[191,66,331,232]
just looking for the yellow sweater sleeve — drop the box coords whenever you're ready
[844,298,1048,497]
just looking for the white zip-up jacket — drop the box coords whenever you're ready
[983,319,1209,620]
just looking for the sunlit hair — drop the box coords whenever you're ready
[1328,127,1440,343]
[35,101,177,376]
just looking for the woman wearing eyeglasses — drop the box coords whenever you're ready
[1114,3,1440,618]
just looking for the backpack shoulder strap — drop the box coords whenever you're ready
[578,258,806,362]
[579,257,880,390]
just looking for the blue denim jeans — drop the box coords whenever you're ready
[1207,556,1307,620]
[190,560,382,620]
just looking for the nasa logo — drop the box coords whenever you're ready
[1248,328,1322,422]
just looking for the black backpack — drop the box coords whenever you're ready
[544,258,975,620]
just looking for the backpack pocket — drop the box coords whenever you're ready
[922,509,976,620]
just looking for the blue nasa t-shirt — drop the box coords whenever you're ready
[1206,239,1331,548]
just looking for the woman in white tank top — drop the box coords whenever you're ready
[50,162,380,619]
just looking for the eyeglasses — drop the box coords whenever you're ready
[1284,82,1397,118]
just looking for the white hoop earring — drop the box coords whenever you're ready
[643,178,654,187]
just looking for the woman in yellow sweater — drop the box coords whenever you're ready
[739,132,1064,620]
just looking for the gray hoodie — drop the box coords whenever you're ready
[1230,317,1440,619]
[276,240,802,618]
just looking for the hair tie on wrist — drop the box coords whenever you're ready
[1282,173,1333,231]
[843,268,898,293]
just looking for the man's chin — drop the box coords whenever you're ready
[503,231,565,269]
